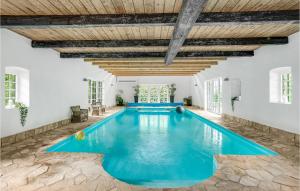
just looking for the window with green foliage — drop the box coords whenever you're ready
[91,81,97,103]
[270,67,292,104]
[88,80,103,104]
[149,86,159,103]
[159,86,169,103]
[139,85,149,103]
[88,80,91,103]
[97,81,103,104]
[138,84,169,103]
[281,73,292,104]
[5,73,16,108]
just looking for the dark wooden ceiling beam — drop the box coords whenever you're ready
[1,10,298,29]
[196,10,300,25]
[0,14,173,28]
[165,0,208,65]
[176,51,254,57]
[33,39,169,48]
[94,65,216,68]
[32,37,288,48]
[94,63,216,68]
[95,64,215,67]
[84,57,226,62]
[92,61,217,65]
[96,64,214,67]
[60,51,254,58]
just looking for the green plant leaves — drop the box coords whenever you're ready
[15,102,28,127]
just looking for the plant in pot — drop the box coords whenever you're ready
[168,83,176,103]
[133,85,140,103]
[183,96,192,106]
[116,95,124,106]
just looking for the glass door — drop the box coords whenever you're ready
[205,78,222,114]
[138,84,169,103]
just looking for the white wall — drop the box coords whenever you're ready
[2,28,298,136]
[0,29,116,137]
[192,32,300,134]
[116,76,192,103]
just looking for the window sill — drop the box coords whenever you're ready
[269,102,292,105]
[5,105,16,109]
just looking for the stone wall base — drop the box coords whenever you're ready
[222,114,299,147]
[1,119,70,147]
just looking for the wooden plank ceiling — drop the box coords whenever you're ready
[1,0,299,76]
[1,0,299,15]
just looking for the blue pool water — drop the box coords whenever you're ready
[47,107,277,188]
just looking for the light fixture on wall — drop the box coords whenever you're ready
[194,83,198,86]
[83,78,89,82]
[224,77,229,81]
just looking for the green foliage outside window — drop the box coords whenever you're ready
[5,74,16,107]
[138,84,169,103]
[213,93,220,103]
[88,80,103,104]
[149,86,159,103]
[88,80,91,102]
[281,73,292,103]
[206,78,222,114]
[139,86,149,103]
[159,86,169,103]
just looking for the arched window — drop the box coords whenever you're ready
[5,67,30,109]
[269,67,292,104]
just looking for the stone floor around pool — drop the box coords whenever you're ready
[1,107,299,191]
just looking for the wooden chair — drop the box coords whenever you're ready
[70,105,88,123]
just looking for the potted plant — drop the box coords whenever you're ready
[168,84,176,103]
[183,96,192,106]
[133,85,139,103]
[116,95,124,106]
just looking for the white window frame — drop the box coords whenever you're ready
[269,67,292,104]
[4,73,17,109]
[138,84,169,103]
[205,78,222,114]
[97,81,103,105]
[280,72,292,104]
[88,80,103,105]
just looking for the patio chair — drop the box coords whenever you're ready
[70,105,88,123]
[91,101,106,116]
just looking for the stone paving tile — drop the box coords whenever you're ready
[0,107,299,191]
